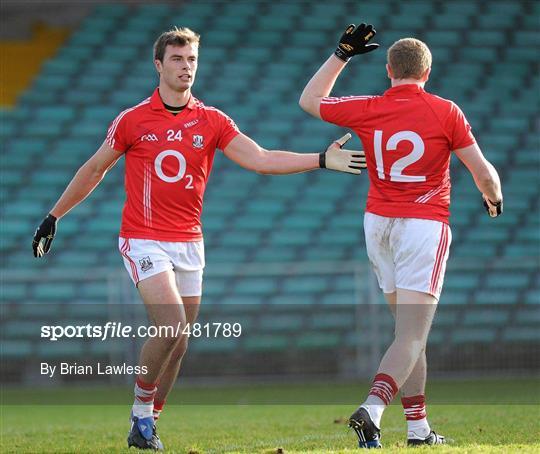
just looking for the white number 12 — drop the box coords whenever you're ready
[374,130,426,182]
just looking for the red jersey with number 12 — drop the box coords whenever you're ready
[106,88,239,241]
[320,84,475,223]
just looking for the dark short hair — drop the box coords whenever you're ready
[153,27,200,62]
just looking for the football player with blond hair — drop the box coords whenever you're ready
[300,23,502,448]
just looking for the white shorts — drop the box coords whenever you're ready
[118,237,205,296]
[364,213,451,300]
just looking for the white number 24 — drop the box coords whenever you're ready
[374,130,426,182]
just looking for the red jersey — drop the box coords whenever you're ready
[320,84,475,223]
[106,88,240,241]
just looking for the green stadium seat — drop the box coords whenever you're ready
[433,310,458,326]
[3,320,43,339]
[453,241,497,258]
[258,314,304,333]
[269,230,313,247]
[282,276,327,294]
[233,278,278,296]
[524,290,540,305]
[254,246,297,262]
[190,337,242,354]
[474,290,518,305]
[36,341,85,359]
[460,47,499,63]
[516,226,540,243]
[257,15,296,31]
[0,340,33,358]
[280,214,323,229]
[463,309,509,326]
[468,31,506,46]
[504,47,538,62]
[425,31,460,46]
[452,328,496,343]
[320,292,355,305]
[443,1,479,15]
[15,302,61,319]
[33,283,76,301]
[479,15,516,29]
[296,333,341,350]
[486,1,523,15]
[2,219,32,235]
[302,248,348,261]
[515,308,540,325]
[502,327,540,342]
[433,13,472,29]
[66,303,107,318]
[266,294,315,306]
[504,243,539,258]
[311,312,354,330]
[231,215,276,230]
[220,231,262,247]
[388,15,427,29]
[445,273,479,290]
[485,272,530,289]
[56,251,98,267]
[245,199,286,215]
[467,228,508,243]
[1,283,28,301]
[244,335,289,352]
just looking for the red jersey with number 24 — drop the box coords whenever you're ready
[106,88,239,241]
[320,84,475,223]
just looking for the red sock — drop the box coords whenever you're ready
[153,399,166,420]
[401,394,427,420]
[368,373,399,406]
[133,377,157,418]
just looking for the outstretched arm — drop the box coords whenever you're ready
[454,143,503,217]
[299,56,348,119]
[299,23,379,119]
[223,132,365,175]
[32,141,123,257]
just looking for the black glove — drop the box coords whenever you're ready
[32,214,57,257]
[482,196,503,218]
[334,23,379,62]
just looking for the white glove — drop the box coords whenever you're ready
[320,133,366,174]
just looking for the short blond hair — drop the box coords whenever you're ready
[153,27,200,62]
[387,38,432,79]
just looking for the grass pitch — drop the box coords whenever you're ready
[1,378,539,453]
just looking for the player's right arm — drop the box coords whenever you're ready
[32,141,123,257]
[299,22,379,119]
[454,143,503,217]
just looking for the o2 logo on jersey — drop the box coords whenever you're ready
[154,150,194,189]
[374,130,426,182]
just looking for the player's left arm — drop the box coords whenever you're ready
[223,132,365,175]
[454,143,503,217]
[299,22,379,118]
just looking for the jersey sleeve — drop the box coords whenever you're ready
[213,109,240,151]
[105,110,132,153]
[448,102,476,150]
[319,96,372,127]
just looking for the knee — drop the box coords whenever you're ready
[392,336,425,361]
[169,336,189,363]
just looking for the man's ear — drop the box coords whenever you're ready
[154,59,162,74]
[386,63,393,79]
[422,67,431,82]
